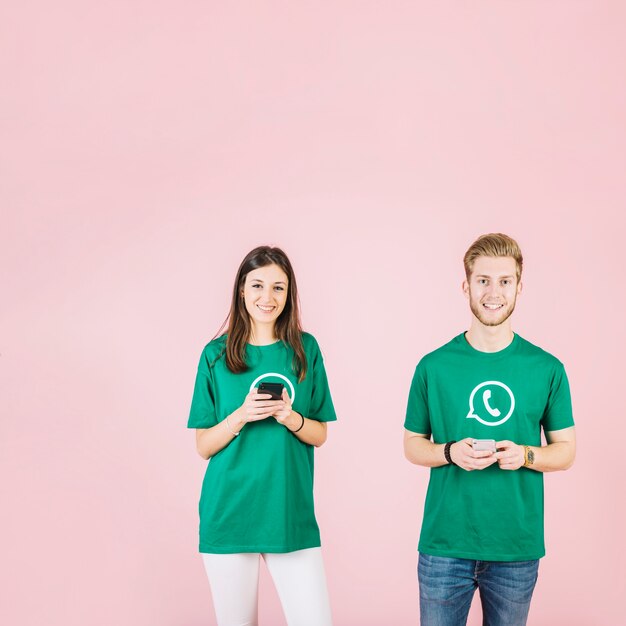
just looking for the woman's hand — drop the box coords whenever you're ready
[196,390,286,460]
[273,388,302,431]
[230,388,286,430]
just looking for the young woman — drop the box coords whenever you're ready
[188,246,336,626]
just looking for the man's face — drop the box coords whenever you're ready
[463,256,522,327]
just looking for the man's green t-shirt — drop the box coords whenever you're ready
[404,333,574,561]
[188,332,337,554]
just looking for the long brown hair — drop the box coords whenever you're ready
[214,246,307,382]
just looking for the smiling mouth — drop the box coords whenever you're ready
[483,303,504,310]
[256,304,276,313]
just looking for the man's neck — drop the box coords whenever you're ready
[465,321,514,353]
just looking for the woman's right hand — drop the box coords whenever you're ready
[229,389,286,430]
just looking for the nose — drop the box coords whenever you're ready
[486,282,503,298]
[259,286,274,302]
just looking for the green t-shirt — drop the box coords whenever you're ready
[404,333,574,561]
[188,332,337,554]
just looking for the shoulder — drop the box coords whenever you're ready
[416,334,464,370]
[301,331,323,357]
[301,331,319,349]
[515,334,566,370]
[301,332,333,363]
[199,334,228,368]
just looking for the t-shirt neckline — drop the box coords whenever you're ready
[458,331,520,358]
[246,340,284,352]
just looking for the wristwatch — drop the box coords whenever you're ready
[523,445,535,467]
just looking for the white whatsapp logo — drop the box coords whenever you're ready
[466,381,515,426]
[249,372,296,403]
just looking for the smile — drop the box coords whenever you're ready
[483,303,504,310]
[256,305,276,313]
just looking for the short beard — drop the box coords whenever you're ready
[470,299,517,327]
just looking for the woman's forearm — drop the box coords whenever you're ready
[281,411,328,447]
[195,409,245,459]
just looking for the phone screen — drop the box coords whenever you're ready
[257,382,284,400]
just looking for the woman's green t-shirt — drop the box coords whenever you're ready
[188,332,337,554]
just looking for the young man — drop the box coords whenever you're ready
[404,233,575,626]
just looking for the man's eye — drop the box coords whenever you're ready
[479,279,488,285]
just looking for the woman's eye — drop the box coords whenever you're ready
[274,286,284,291]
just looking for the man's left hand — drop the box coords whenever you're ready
[494,441,526,470]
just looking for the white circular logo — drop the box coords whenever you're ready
[466,380,515,427]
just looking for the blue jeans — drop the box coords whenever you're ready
[418,553,539,626]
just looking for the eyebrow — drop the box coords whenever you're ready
[249,279,287,285]
[475,274,515,280]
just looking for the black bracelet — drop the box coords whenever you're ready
[291,413,305,433]
[444,441,457,465]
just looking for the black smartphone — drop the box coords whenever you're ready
[257,382,284,400]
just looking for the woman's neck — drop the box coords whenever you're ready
[248,323,277,346]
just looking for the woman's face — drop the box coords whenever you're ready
[242,263,289,331]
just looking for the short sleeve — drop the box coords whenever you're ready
[307,339,337,423]
[541,362,574,432]
[404,360,431,435]
[187,348,218,428]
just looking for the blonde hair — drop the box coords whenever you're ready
[464,233,523,282]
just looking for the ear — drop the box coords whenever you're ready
[517,280,523,295]
[462,279,470,299]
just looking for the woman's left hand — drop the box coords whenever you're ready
[273,388,301,430]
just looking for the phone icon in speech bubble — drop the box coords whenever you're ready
[466,381,515,427]
[482,389,501,417]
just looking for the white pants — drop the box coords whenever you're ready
[202,547,333,626]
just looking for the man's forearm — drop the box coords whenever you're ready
[524,440,575,472]
[404,434,447,467]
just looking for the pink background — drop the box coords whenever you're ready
[2,2,624,625]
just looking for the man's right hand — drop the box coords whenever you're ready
[450,438,498,471]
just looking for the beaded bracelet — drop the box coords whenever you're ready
[444,441,457,465]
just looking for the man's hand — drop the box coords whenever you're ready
[494,440,525,470]
[450,438,498,472]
